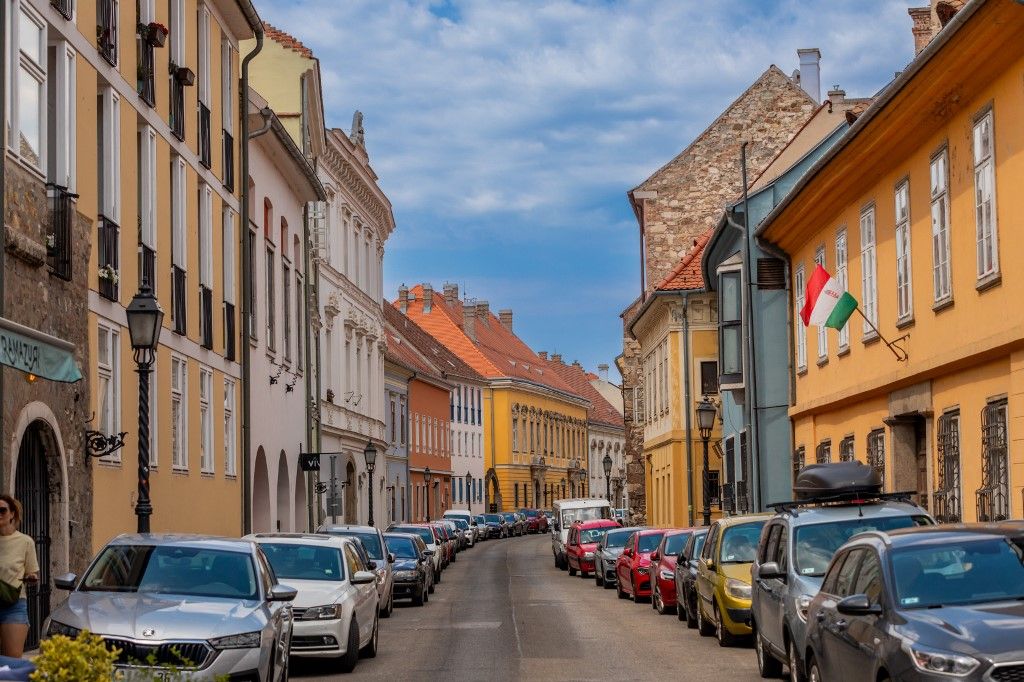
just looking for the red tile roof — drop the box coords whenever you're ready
[540,359,624,430]
[384,305,484,383]
[263,23,314,59]
[655,230,712,291]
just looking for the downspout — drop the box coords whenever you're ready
[239,28,264,535]
[681,292,694,526]
[0,0,7,492]
[302,203,315,532]
[740,143,762,510]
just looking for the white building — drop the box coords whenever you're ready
[589,365,627,508]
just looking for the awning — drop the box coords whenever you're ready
[0,316,83,383]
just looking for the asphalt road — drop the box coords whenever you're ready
[291,533,763,681]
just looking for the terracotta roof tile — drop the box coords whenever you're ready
[384,305,484,383]
[655,230,712,291]
[263,22,314,59]
[540,359,624,430]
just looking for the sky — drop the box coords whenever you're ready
[260,0,918,379]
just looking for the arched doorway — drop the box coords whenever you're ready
[344,461,356,523]
[253,448,270,532]
[484,469,501,512]
[275,452,289,532]
[294,465,307,532]
[15,420,59,650]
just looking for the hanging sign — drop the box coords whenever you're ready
[0,316,83,383]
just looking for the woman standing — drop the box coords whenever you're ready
[0,496,38,658]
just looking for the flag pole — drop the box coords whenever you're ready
[854,307,908,362]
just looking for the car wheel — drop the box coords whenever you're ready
[339,618,360,673]
[655,588,669,615]
[715,601,739,647]
[685,595,698,629]
[413,583,425,606]
[755,627,783,678]
[435,569,442,584]
[595,568,604,587]
[617,580,628,599]
[789,638,807,682]
[568,563,577,576]
[697,599,715,636]
[806,655,821,682]
[675,590,686,621]
[580,569,589,579]
[360,614,379,659]
[381,591,393,618]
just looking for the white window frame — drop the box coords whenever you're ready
[48,41,76,191]
[895,180,913,322]
[96,322,121,462]
[295,269,303,370]
[224,378,237,476]
[835,229,849,350]
[814,246,827,360]
[265,245,276,351]
[171,355,188,470]
[8,2,47,173]
[972,109,999,280]
[859,204,878,338]
[199,183,213,286]
[794,263,807,371]
[930,147,952,303]
[222,207,236,304]
[139,125,157,249]
[99,86,121,222]
[171,156,187,268]
[197,4,210,104]
[220,38,233,134]
[282,258,291,362]
[169,0,185,66]
[199,366,213,473]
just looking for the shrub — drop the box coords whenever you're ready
[29,631,116,682]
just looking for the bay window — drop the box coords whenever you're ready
[718,269,742,386]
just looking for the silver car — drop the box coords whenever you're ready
[318,524,396,618]
[44,534,295,681]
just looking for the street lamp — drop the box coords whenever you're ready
[602,453,613,503]
[696,397,717,526]
[424,467,432,521]
[125,283,164,533]
[465,471,473,514]
[363,440,377,527]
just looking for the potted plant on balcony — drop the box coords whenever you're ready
[146,21,168,47]
[98,264,120,285]
[171,63,195,86]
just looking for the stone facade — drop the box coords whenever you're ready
[616,316,647,525]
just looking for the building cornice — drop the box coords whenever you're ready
[320,135,395,241]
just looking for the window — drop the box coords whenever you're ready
[835,230,849,349]
[973,110,998,279]
[895,180,912,321]
[222,208,236,359]
[930,149,952,303]
[47,40,77,190]
[814,246,827,360]
[512,418,518,452]
[98,86,121,223]
[717,270,742,384]
[199,367,213,473]
[168,0,185,137]
[224,378,236,476]
[295,270,303,369]
[859,205,878,336]
[96,324,121,460]
[138,126,157,288]
[867,429,885,484]
[839,436,854,462]
[265,246,275,350]
[794,264,807,370]
[792,446,805,485]
[8,4,46,171]
[282,261,291,361]
[834,549,864,598]
[263,199,273,241]
[199,185,213,349]
[815,440,831,464]
[247,227,257,341]
[854,551,884,605]
[96,0,118,64]
[220,38,235,189]
[978,400,1008,522]
[171,356,188,469]
[936,410,961,523]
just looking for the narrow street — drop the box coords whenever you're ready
[291,535,762,681]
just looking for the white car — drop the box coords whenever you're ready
[248,534,379,674]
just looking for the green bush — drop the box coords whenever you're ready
[29,630,116,682]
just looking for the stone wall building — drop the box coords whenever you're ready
[619,54,820,523]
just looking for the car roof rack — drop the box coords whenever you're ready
[768,490,917,516]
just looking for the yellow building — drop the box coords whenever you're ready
[757,0,1024,522]
[628,240,721,527]
[83,0,261,548]
[399,284,590,511]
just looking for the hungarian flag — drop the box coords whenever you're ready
[800,264,857,329]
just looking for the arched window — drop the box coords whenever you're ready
[263,198,273,241]
[280,217,288,250]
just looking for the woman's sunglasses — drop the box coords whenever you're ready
[0,507,10,514]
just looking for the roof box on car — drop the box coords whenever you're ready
[793,462,883,501]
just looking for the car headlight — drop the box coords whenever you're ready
[659,569,674,580]
[796,595,813,622]
[209,631,262,650]
[300,604,343,621]
[46,620,81,638]
[903,641,980,676]
[583,552,594,559]
[724,578,752,600]
[394,570,419,580]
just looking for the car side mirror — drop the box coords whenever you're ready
[422,549,435,556]
[351,570,376,585]
[757,562,785,581]
[388,553,396,564]
[268,584,297,602]
[367,560,378,570]
[54,573,77,591]
[650,552,659,561]
[837,594,882,616]
[623,548,633,558]
[704,559,715,571]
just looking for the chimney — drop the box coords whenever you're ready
[572,360,583,369]
[538,351,548,361]
[796,48,821,102]
[422,284,433,313]
[398,285,409,314]
[498,309,513,333]
[908,7,933,55]
[443,282,459,306]
[462,302,476,341]
[827,86,846,110]
[475,301,489,322]
[598,363,609,381]
[551,353,562,364]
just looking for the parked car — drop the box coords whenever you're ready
[696,513,770,646]
[616,528,666,602]
[805,521,1024,682]
[651,529,694,615]
[473,515,491,540]
[613,508,627,523]
[44,534,296,681]
[552,498,614,569]
[751,462,932,679]
[383,532,433,606]
[440,519,465,552]
[387,524,443,585]
[442,509,478,542]
[502,512,523,537]
[248,533,379,672]
[674,528,709,628]
[451,518,475,547]
[594,526,644,588]
[519,508,547,534]
[428,523,455,566]
[318,524,396,619]
[565,519,620,577]
[482,513,508,538]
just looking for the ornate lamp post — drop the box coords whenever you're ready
[125,283,163,533]
[696,397,717,526]
[465,471,473,514]
[363,440,377,527]
[602,453,613,503]
[424,467,432,521]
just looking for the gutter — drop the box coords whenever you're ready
[0,0,6,493]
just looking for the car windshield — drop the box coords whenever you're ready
[502,513,516,522]
[892,537,1024,609]
[453,519,469,530]
[328,531,384,560]
[580,528,610,543]
[524,510,539,518]
[393,527,435,546]
[82,545,258,599]
[260,543,343,582]
[795,515,932,577]
[720,522,767,564]
[604,530,635,549]
[385,536,420,560]
[474,516,487,524]
[484,514,503,523]
[561,506,611,526]
[664,533,691,556]
[638,533,665,553]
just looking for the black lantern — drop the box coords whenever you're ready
[695,397,717,526]
[602,453,613,502]
[363,440,377,526]
[465,471,473,514]
[126,283,164,361]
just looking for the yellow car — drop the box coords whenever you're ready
[695,513,771,646]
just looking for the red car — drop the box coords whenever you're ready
[615,528,666,603]
[565,519,620,578]
[519,508,548,534]
[650,529,696,615]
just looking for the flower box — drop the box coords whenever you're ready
[147,23,168,48]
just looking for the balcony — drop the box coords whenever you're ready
[50,0,72,19]
[139,244,156,290]
[46,184,75,281]
[224,301,236,361]
[222,131,234,191]
[198,103,211,168]
[172,265,186,334]
[169,76,185,140]
[137,42,156,107]
[97,0,118,65]
[200,285,213,349]
[97,216,119,301]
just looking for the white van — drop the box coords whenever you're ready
[442,509,478,545]
[551,498,612,569]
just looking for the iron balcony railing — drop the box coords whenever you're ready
[172,265,186,334]
[139,244,156,291]
[198,103,211,168]
[200,285,213,349]
[224,301,236,361]
[97,215,119,301]
[222,130,234,191]
[97,0,117,65]
[46,184,75,281]
[50,0,73,19]
[170,77,185,140]
[138,41,156,106]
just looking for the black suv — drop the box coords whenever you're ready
[805,521,1024,682]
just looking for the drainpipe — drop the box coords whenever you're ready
[0,0,7,492]
[239,27,264,535]
[302,203,315,532]
[740,143,762,510]
[681,292,695,526]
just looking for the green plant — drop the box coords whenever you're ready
[30,630,117,682]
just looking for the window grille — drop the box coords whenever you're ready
[867,430,885,484]
[839,436,855,462]
[815,440,832,464]
[792,447,805,485]
[936,411,962,523]
[977,401,1009,522]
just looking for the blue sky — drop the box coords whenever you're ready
[260,0,917,378]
